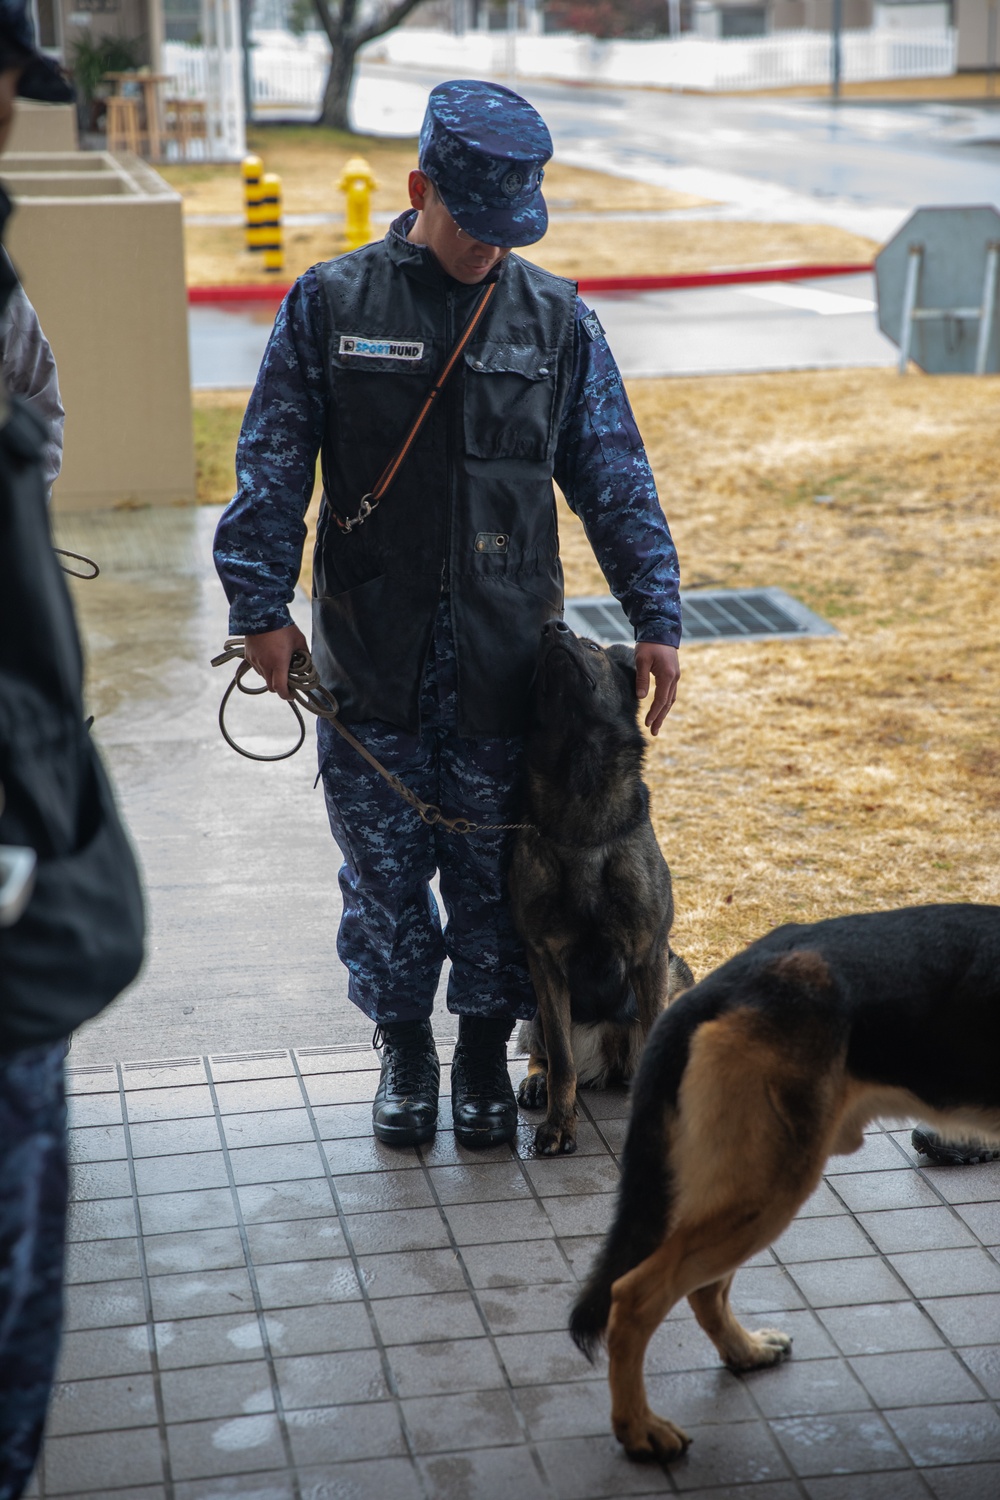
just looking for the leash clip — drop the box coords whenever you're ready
[337,493,378,534]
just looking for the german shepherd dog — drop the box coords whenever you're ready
[570,903,1000,1462]
[510,619,692,1157]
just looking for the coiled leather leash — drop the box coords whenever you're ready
[211,638,531,836]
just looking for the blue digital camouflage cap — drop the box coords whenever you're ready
[418,79,551,249]
[0,0,74,101]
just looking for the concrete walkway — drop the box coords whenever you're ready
[53,507,363,1065]
[36,504,1000,1499]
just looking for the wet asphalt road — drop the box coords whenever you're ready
[188,70,1000,390]
[524,84,1000,223]
[350,62,1000,240]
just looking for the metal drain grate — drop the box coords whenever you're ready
[564,588,837,646]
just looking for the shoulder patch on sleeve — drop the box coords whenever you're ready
[582,310,605,344]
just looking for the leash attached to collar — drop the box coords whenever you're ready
[334,280,497,534]
[211,637,531,837]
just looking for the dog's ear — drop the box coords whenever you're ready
[606,643,636,690]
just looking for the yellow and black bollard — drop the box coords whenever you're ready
[260,172,284,275]
[337,156,379,253]
[242,154,265,254]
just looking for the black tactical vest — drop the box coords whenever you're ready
[311,218,578,736]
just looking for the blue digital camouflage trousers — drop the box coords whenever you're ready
[0,1041,67,1500]
[317,599,536,1024]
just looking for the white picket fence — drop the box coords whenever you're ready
[164,25,956,112]
[367,26,957,93]
[164,34,328,110]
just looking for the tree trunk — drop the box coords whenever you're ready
[311,0,429,133]
[318,37,357,130]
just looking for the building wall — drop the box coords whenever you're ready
[801,0,876,28]
[771,0,807,26]
[955,0,1000,66]
[694,0,877,28]
[54,0,154,66]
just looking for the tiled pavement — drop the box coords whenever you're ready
[29,1042,1000,1500]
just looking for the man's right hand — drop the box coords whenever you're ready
[243,623,309,701]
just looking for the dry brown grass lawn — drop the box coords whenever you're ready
[163,131,711,218]
[184,216,877,286]
[519,219,876,280]
[197,367,1000,980]
[168,127,875,284]
[749,71,1000,101]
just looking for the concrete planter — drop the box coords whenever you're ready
[5,150,195,512]
[7,102,78,154]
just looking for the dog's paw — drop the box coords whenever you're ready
[535,1119,577,1155]
[615,1412,691,1463]
[517,1072,548,1109]
[725,1328,793,1371]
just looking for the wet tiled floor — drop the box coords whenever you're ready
[30,1044,1000,1500]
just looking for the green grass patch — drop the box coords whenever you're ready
[194,396,247,505]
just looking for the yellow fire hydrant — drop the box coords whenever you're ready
[337,157,379,253]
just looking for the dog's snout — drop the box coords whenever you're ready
[542,618,572,637]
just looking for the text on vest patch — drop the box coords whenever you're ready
[339,335,425,360]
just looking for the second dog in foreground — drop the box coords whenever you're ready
[570,903,1000,1461]
[510,619,692,1156]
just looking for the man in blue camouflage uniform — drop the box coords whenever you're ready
[214,80,682,1151]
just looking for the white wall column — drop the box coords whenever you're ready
[147,0,164,75]
[200,0,247,161]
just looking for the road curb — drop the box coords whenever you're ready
[188,261,875,305]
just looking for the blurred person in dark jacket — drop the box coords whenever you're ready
[0,8,143,1494]
[0,248,64,496]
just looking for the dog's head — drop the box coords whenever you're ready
[530,619,637,732]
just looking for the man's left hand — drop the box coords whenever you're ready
[635,643,680,736]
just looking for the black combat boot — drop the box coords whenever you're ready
[912,1128,1000,1166]
[372,1019,440,1147]
[451,1016,517,1148]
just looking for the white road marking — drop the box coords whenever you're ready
[738,283,878,315]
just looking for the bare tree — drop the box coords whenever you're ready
[311,0,430,130]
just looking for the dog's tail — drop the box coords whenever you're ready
[667,948,695,1000]
[569,1109,673,1361]
[569,982,712,1361]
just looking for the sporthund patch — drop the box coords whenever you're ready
[338,336,425,361]
[569,902,1000,1465]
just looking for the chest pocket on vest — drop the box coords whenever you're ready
[463,342,557,462]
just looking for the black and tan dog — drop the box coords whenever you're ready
[510,619,692,1157]
[570,902,1000,1462]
